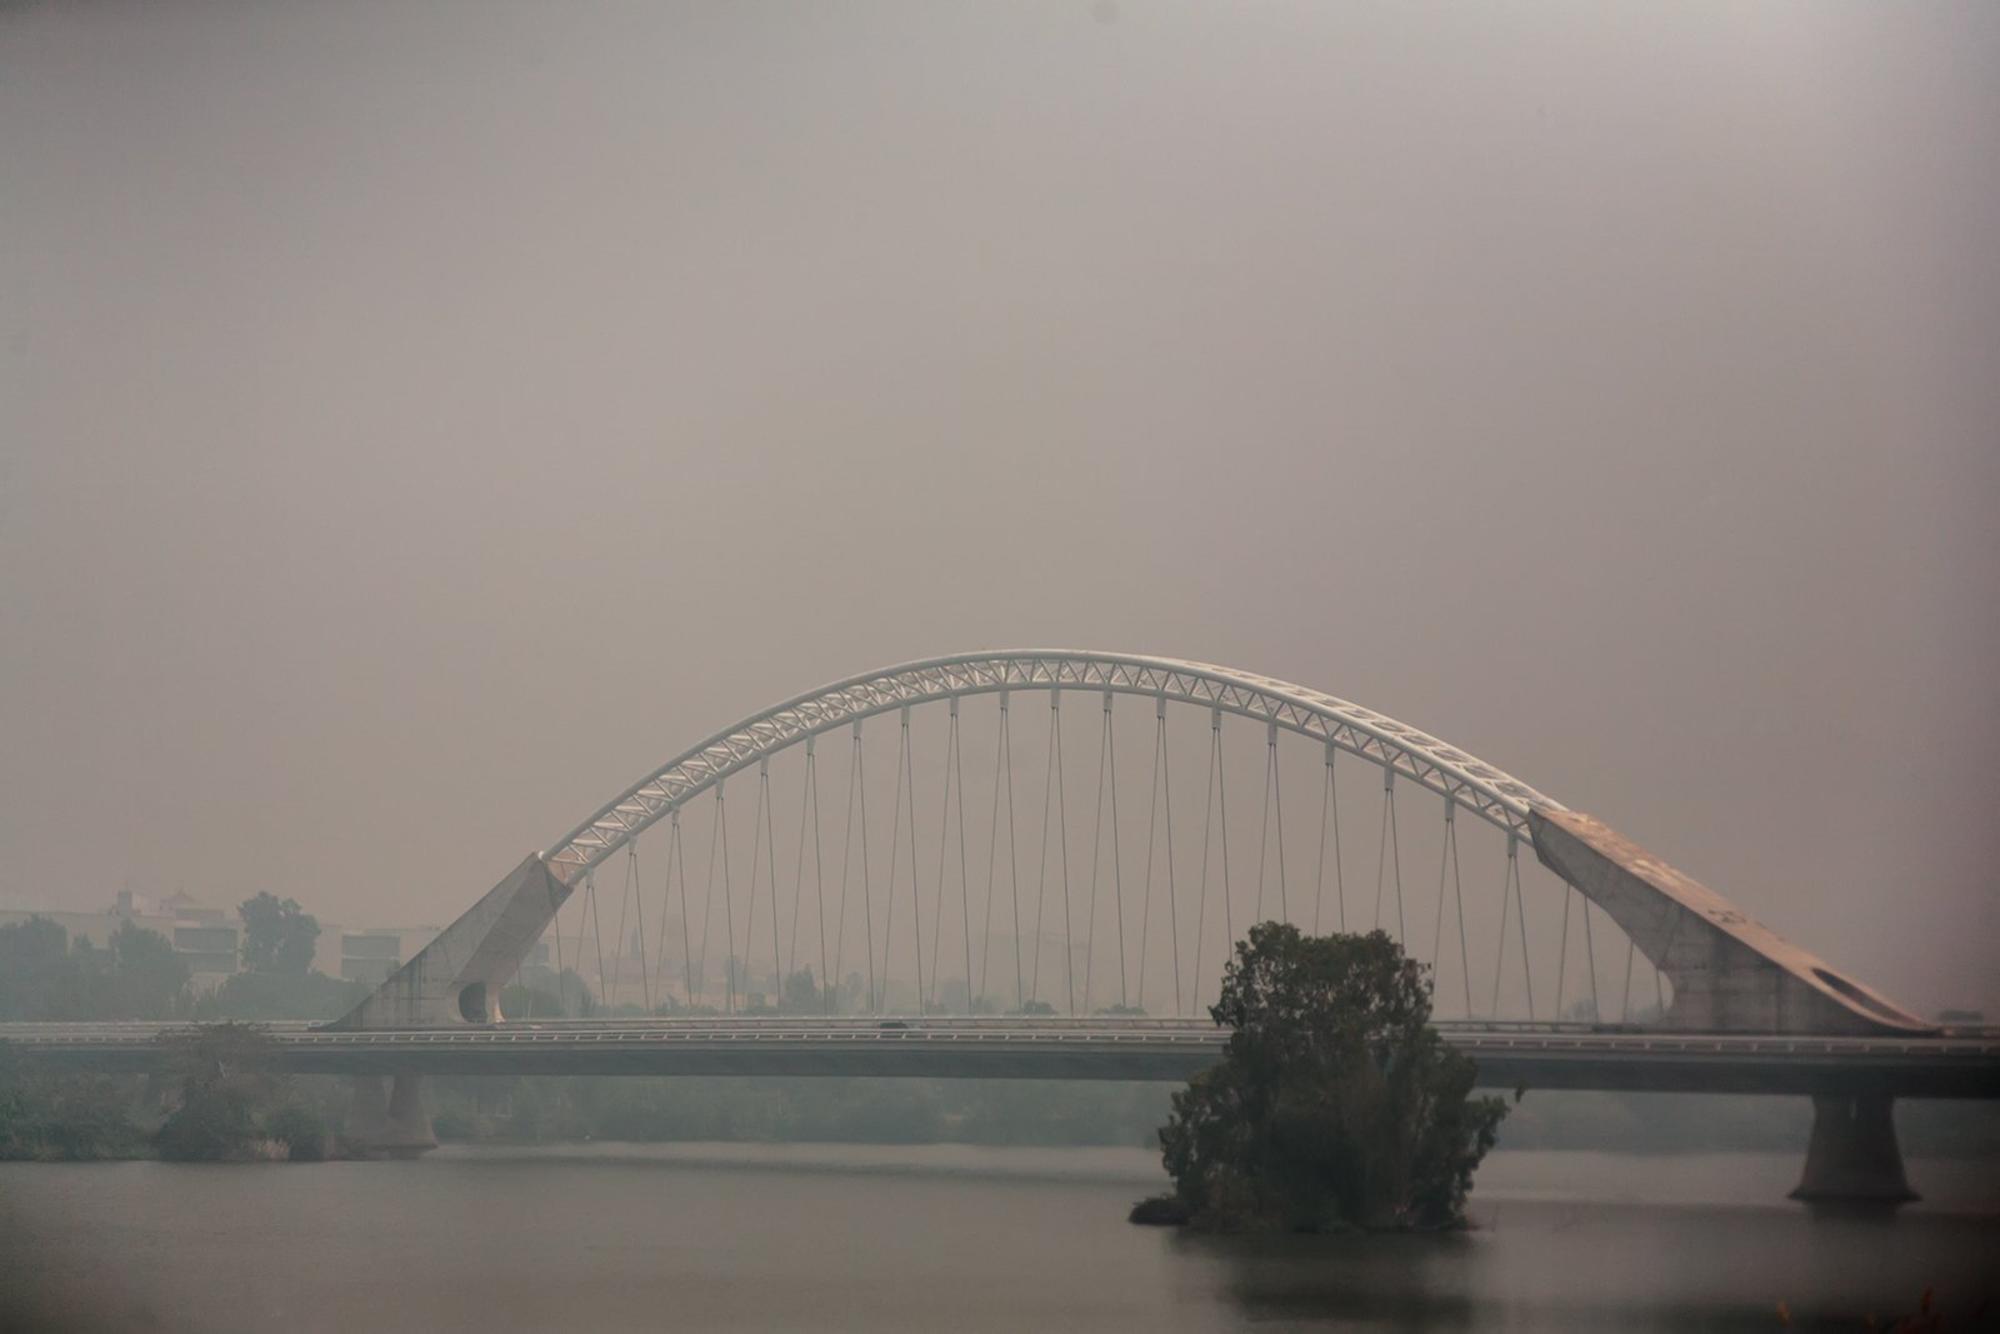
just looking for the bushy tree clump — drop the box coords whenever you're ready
[1149,923,1507,1233]
[153,1023,324,1161]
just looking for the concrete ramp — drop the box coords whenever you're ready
[327,854,571,1030]
[1530,809,1930,1035]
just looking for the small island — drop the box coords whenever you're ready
[1133,923,1508,1233]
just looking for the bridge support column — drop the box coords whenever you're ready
[1790,1093,1917,1213]
[341,1074,436,1159]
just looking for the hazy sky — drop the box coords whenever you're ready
[3,1,1995,1012]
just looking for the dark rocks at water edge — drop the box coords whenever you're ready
[1127,1194,1192,1226]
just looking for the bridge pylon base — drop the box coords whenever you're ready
[341,1073,436,1159]
[1789,1093,1917,1214]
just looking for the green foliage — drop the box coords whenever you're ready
[192,968,364,1021]
[0,917,190,1020]
[238,892,320,974]
[780,968,824,1014]
[153,1023,314,1161]
[0,1048,145,1160]
[1156,923,1507,1232]
[263,1101,329,1161]
[105,921,194,1016]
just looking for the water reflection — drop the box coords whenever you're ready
[2,1146,1993,1332]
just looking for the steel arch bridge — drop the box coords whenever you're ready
[543,651,1563,879]
[338,650,1927,1042]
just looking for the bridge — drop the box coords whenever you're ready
[11,1018,1995,1095]
[8,650,1991,1207]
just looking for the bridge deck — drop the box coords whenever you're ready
[5,1019,1996,1097]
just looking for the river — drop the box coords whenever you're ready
[4,1146,1995,1331]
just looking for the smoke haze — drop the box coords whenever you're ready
[2,1,1995,1013]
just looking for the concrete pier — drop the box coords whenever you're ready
[342,1073,436,1158]
[1789,1092,1918,1213]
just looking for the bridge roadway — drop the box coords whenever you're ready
[6,1018,1998,1097]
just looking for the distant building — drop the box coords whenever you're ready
[0,891,242,990]
[0,891,447,994]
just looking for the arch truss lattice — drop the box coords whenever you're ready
[544,651,1564,883]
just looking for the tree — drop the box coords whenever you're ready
[192,968,365,1022]
[1149,923,1507,1232]
[154,1023,322,1161]
[239,892,319,974]
[106,920,191,1018]
[0,917,188,1021]
[0,917,85,1020]
[780,968,822,1014]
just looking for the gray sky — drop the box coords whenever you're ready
[2,1,1995,1013]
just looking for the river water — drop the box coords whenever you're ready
[3,1146,1995,1331]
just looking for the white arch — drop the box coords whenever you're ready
[543,650,1564,883]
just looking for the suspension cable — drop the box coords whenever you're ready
[1619,934,1636,1024]
[1554,881,1573,1021]
[800,740,824,1012]
[1192,710,1218,1017]
[831,722,873,1015]
[1581,887,1602,1021]
[1255,724,1274,923]
[695,786,723,1011]
[1029,692,1057,1006]
[1313,742,1341,933]
[810,740,829,1012]
[629,851,647,1003]
[745,762,768,1010]
[1264,723,1290,923]
[1002,694,1023,1012]
[904,709,922,1013]
[1056,688,1072,1012]
[1431,799,1472,1017]
[717,782,738,1011]
[929,701,971,1011]
[927,708,952,1008]
[671,812,691,1008]
[1373,768,1389,929]
[552,869,569,1015]
[977,693,1016,1007]
[1374,767,1406,942]
[1161,701,1181,1015]
[1083,695,1109,1011]
[607,850,631,1010]
[585,871,608,1016]
[1431,802,1450,975]
[787,745,811,982]
[1216,710,1234,983]
[882,709,911,1014]
[631,839,651,1011]
[1449,804,1471,1019]
[1137,698,1164,1012]
[954,705,970,1010]
[1490,837,1512,1020]
[764,759,781,1006]
[1513,838,1534,1020]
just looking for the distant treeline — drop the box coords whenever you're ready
[0,912,366,1024]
